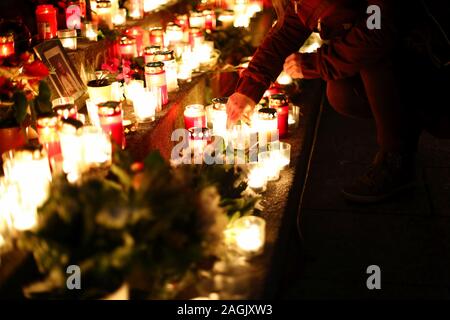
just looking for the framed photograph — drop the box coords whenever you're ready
[33,39,86,100]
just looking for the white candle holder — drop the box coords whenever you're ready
[57,29,77,50]
[226,216,266,257]
[78,126,112,170]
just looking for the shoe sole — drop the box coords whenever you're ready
[340,182,416,204]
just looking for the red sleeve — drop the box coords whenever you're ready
[236,2,312,103]
[300,0,398,80]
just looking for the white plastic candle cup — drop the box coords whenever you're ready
[78,126,112,170]
[87,79,113,104]
[133,89,157,122]
[57,29,77,50]
[247,163,267,193]
[231,216,266,256]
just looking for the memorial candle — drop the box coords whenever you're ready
[269,94,289,138]
[189,27,204,49]
[203,10,216,31]
[211,97,228,136]
[84,22,98,41]
[0,34,14,58]
[149,27,165,46]
[143,45,161,64]
[96,0,113,29]
[97,101,125,149]
[145,61,168,106]
[36,116,62,161]
[165,23,183,47]
[189,12,205,29]
[57,29,78,50]
[132,89,157,122]
[231,216,266,256]
[79,126,112,169]
[52,97,78,120]
[218,10,235,29]
[36,4,58,40]
[119,36,137,60]
[154,50,178,92]
[184,104,206,130]
[125,27,144,56]
[112,8,127,26]
[128,0,144,20]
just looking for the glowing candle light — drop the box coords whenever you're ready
[255,108,279,146]
[247,165,267,193]
[84,22,98,41]
[36,4,58,40]
[125,26,144,56]
[132,89,157,122]
[87,79,113,104]
[0,34,15,58]
[228,216,266,256]
[37,116,62,161]
[143,45,161,64]
[78,126,112,170]
[189,12,205,29]
[203,10,216,31]
[57,29,77,50]
[184,104,206,130]
[149,27,165,46]
[188,27,204,49]
[97,101,125,149]
[211,97,228,137]
[112,8,127,26]
[153,50,178,92]
[96,0,113,29]
[128,0,144,20]
[119,36,138,60]
[165,23,183,47]
[218,10,235,29]
[145,61,168,106]
[59,121,83,181]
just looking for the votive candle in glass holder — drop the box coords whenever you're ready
[189,11,205,29]
[52,97,78,120]
[57,29,77,50]
[203,10,216,31]
[145,61,168,106]
[188,27,204,49]
[37,116,62,161]
[84,22,98,41]
[211,97,228,136]
[119,36,137,60]
[255,108,279,146]
[165,23,183,47]
[128,0,144,20]
[229,216,266,257]
[124,79,144,102]
[125,26,144,56]
[153,50,178,92]
[133,89,157,122]
[112,8,127,26]
[269,93,289,138]
[246,163,267,193]
[218,10,235,29]
[78,126,112,170]
[35,4,58,40]
[267,141,291,170]
[188,127,212,163]
[184,104,206,130]
[0,34,15,58]
[149,27,165,46]
[96,0,113,29]
[258,149,281,181]
[177,62,192,83]
[97,101,125,149]
[59,121,83,181]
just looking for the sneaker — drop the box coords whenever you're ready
[341,151,416,203]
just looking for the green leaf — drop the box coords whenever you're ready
[13,91,28,125]
[34,81,53,116]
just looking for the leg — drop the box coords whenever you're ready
[326,76,373,119]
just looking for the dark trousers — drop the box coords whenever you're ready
[326,56,449,153]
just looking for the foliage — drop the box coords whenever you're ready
[0,52,52,127]
[17,150,259,299]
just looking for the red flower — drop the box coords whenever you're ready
[23,60,49,79]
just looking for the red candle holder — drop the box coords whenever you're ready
[203,10,216,31]
[175,14,189,31]
[36,4,58,40]
[149,27,164,46]
[184,104,206,130]
[119,36,137,60]
[0,34,15,58]
[37,116,62,161]
[97,101,125,149]
[269,94,289,138]
[125,26,144,56]
[143,45,161,64]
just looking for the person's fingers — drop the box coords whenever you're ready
[283,56,301,71]
[284,53,300,64]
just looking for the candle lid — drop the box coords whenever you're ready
[258,108,277,120]
[269,94,288,107]
[154,50,175,61]
[144,45,161,54]
[145,61,165,73]
[96,0,111,8]
[184,104,205,117]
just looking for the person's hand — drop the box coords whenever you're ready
[283,53,304,79]
[226,92,256,128]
